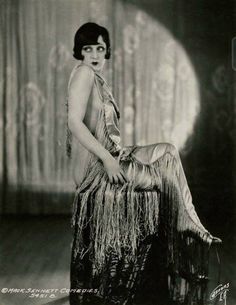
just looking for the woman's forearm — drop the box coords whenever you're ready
[68,118,111,162]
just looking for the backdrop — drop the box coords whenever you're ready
[0,0,234,229]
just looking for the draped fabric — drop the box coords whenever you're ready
[69,64,211,305]
[0,0,234,222]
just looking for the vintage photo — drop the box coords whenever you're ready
[0,1,235,304]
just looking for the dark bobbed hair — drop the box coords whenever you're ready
[73,22,111,60]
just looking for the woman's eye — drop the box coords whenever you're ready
[97,46,105,52]
[83,47,92,52]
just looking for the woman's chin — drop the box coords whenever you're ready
[81,61,104,72]
[93,64,104,72]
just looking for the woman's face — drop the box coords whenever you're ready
[81,35,106,72]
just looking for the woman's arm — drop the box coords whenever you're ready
[68,65,126,184]
[68,65,109,161]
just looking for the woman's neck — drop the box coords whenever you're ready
[79,62,103,75]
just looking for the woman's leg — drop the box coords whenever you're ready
[131,142,210,239]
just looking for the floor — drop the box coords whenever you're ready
[0,215,235,305]
[0,216,72,305]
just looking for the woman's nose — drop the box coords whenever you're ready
[92,48,98,59]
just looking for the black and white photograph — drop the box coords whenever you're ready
[0,1,235,304]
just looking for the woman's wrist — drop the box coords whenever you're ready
[99,149,112,163]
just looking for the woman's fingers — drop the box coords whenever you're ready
[108,173,127,185]
[107,169,128,185]
[108,174,113,184]
[117,173,125,184]
[113,175,119,183]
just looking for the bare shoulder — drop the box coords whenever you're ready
[69,65,95,90]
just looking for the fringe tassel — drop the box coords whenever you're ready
[73,179,160,272]
[71,101,211,274]
[72,149,212,272]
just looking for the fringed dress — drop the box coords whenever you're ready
[67,64,212,305]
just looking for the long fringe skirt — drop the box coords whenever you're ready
[69,143,210,305]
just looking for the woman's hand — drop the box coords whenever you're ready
[102,154,127,184]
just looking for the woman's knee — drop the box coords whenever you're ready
[149,142,179,161]
[163,143,179,155]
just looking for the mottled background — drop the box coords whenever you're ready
[0,0,235,304]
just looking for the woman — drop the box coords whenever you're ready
[67,22,221,305]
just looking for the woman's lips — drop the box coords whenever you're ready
[92,61,98,66]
